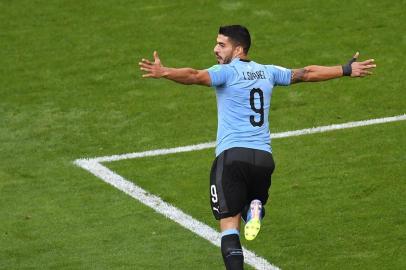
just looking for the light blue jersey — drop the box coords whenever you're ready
[207,58,291,156]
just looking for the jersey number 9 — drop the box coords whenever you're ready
[250,88,264,127]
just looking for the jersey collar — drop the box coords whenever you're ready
[231,57,251,63]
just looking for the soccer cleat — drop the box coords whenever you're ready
[244,199,262,241]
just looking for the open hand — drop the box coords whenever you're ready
[350,52,376,77]
[139,51,165,78]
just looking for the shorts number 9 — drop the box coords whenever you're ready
[210,185,218,203]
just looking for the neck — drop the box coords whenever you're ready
[233,52,248,61]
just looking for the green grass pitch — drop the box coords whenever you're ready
[1,0,405,269]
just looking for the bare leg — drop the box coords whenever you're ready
[220,214,241,231]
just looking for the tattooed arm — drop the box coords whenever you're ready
[290,66,343,83]
[290,52,376,84]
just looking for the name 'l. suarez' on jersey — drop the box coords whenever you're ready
[242,70,266,80]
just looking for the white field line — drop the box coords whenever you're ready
[87,114,406,163]
[74,114,406,270]
[74,159,279,270]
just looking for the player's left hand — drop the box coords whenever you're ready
[139,51,165,78]
[350,52,376,77]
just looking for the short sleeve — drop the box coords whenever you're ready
[206,64,233,87]
[266,65,292,86]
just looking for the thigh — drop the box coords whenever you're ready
[210,151,248,220]
[247,151,275,205]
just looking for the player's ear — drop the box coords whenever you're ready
[234,45,244,57]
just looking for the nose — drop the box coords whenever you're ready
[213,44,219,54]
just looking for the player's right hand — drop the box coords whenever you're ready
[350,52,376,77]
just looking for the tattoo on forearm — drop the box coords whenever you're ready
[291,68,306,83]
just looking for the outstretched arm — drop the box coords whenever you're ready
[139,51,211,86]
[291,52,376,84]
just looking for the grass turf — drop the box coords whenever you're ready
[1,0,405,269]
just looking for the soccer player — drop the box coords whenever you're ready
[139,25,376,270]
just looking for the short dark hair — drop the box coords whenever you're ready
[219,25,251,54]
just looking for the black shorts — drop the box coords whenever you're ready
[209,147,275,220]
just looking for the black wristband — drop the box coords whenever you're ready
[342,57,356,76]
[342,64,352,76]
